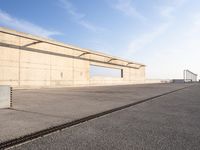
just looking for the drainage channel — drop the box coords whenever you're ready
[1,85,193,149]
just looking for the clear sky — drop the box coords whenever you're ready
[0,0,199,79]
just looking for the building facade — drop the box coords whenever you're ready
[0,27,145,88]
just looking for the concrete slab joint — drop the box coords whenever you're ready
[0,85,11,108]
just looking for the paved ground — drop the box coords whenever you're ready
[0,83,194,144]
[10,84,200,150]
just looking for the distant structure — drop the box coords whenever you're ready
[0,27,146,88]
[172,70,198,83]
[183,70,198,82]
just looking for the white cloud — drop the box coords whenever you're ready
[187,13,200,35]
[110,0,146,21]
[140,11,200,80]
[59,0,104,32]
[123,0,188,56]
[167,0,187,6]
[0,9,61,38]
[147,41,200,79]
[125,23,170,57]
[79,20,105,33]
[159,0,187,19]
[59,0,84,20]
[160,6,175,18]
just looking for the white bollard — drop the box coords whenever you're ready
[0,85,11,108]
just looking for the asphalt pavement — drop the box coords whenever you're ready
[9,84,200,150]
[0,83,191,143]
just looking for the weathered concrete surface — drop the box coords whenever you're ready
[0,27,145,88]
[11,84,200,150]
[0,83,194,143]
[0,85,10,108]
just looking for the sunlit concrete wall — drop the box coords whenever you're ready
[0,27,145,88]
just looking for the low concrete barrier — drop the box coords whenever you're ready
[172,79,185,83]
[0,85,11,108]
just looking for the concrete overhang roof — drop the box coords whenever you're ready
[0,27,145,67]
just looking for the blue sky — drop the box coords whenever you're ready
[0,0,199,79]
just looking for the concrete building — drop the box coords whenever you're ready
[0,27,145,88]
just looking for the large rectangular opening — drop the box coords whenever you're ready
[90,65,123,78]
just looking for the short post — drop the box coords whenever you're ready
[0,85,12,108]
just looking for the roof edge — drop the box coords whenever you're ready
[0,27,145,67]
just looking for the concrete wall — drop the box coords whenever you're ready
[0,27,146,88]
